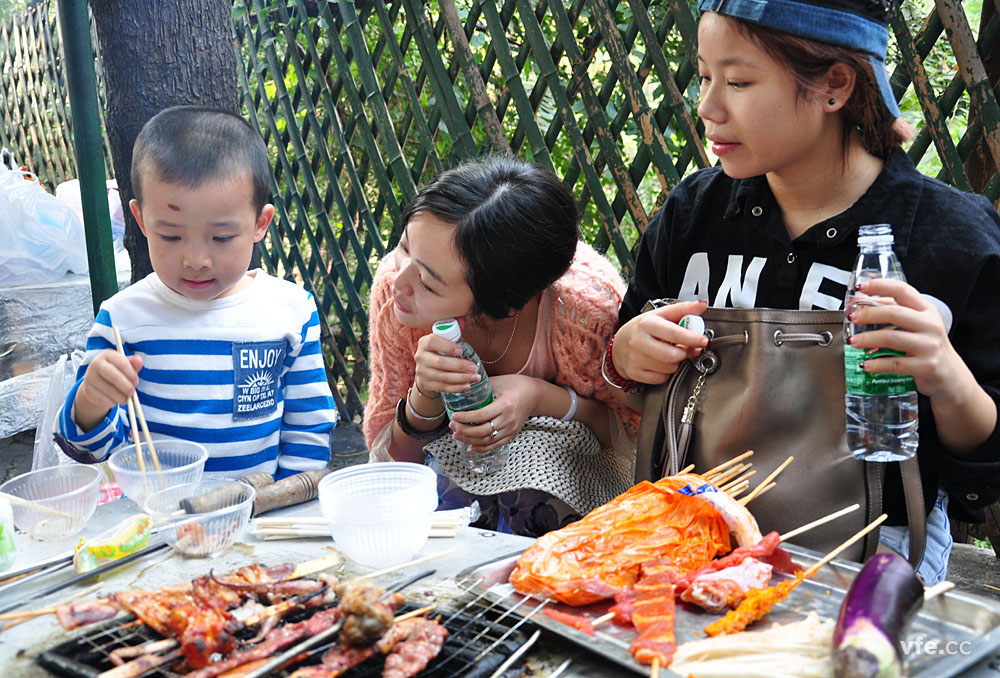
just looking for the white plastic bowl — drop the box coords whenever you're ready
[318,463,438,568]
[109,439,207,509]
[0,464,101,540]
[144,478,255,557]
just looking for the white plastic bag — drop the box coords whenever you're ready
[32,350,85,470]
[0,158,89,287]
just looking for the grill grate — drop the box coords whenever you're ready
[36,581,538,678]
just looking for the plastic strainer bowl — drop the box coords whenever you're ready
[144,478,255,557]
[318,463,438,568]
[0,464,101,540]
[109,439,207,509]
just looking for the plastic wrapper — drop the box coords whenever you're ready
[0,259,130,438]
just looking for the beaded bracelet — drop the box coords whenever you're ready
[395,395,449,441]
[601,335,641,394]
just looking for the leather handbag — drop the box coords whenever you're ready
[634,300,926,566]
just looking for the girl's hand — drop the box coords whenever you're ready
[612,300,709,384]
[412,332,481,397]
[449,374,537,452]
[847,278,969,404]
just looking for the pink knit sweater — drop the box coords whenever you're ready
[363,241,641,446]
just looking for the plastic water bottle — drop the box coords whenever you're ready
[843,224,919,462]
[431,319,509,474]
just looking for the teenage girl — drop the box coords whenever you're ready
[605,0,1000,583]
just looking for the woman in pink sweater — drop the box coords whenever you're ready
[364,155,639,536]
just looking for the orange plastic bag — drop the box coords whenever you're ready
[509,477,731,605]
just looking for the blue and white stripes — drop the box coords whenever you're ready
[58,270,337,477]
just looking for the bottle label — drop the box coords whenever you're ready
[844,346,916,395]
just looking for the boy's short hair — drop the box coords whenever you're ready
[131,106,270,214]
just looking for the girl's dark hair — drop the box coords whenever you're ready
[401,155,580,320]
[726,16,906,161]
[131,106,271,214]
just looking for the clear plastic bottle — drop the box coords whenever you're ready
[0,496,16,571]
[843,224,919,462]
[431,319,509,474]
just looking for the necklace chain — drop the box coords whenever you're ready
[481,309,520,365]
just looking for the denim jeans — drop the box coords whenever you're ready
[878,489,953,584]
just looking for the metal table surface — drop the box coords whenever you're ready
[1,496,998,678]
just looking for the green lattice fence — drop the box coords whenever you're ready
[2,0,999,425]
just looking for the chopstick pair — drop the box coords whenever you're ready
[111,326,161,471]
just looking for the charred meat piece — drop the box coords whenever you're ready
[379,618,448,678]
[335,580,403,647]
[184,607,342,678]
[287,645,377,678]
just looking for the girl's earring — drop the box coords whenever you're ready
[828,98,837,106]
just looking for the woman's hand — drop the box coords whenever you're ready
[412,332,482,397]
[449,374,538,452]
[612,300,709,384]
[849,279,967,401]
[848,278,996,454]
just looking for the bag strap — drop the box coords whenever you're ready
[900,457,926,569]
[862,462,884,561]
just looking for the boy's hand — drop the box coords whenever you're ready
[73,349,144,432]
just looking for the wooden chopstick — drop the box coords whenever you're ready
[111,326,160,471]
[0,491,75,520]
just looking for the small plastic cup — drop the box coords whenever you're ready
[0,464,101,540]
[318,463,438,568]
[144,478,255,557]
[108,439,208,509]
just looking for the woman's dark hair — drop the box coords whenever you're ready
[131,106,271,214]
[725,16,907,161]
[401,155,580,320]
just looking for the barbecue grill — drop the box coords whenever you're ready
[36,578,542,678]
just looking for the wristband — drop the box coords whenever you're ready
[560,385,579,421]
[405,388,446,422]
[601,336,641,394]
[395,395,449,441]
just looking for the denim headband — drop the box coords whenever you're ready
[698,0,901,117]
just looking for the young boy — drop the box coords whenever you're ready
[58,106,337,478]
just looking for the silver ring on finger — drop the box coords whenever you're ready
[489,420,499,438]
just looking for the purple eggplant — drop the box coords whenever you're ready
[833,552,924,678]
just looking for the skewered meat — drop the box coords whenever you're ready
[510,477,732,605]
[680,557,773,611]
[287,645,377,678]
[674,530,785,594]
[184,607,342,678]
[55,597,121,630]
[609,587,636,626]
[379,618,448,678]
[542,608,595,635]
[704,571,805,637]
[629,565,677,667]
[336,580,404,647]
